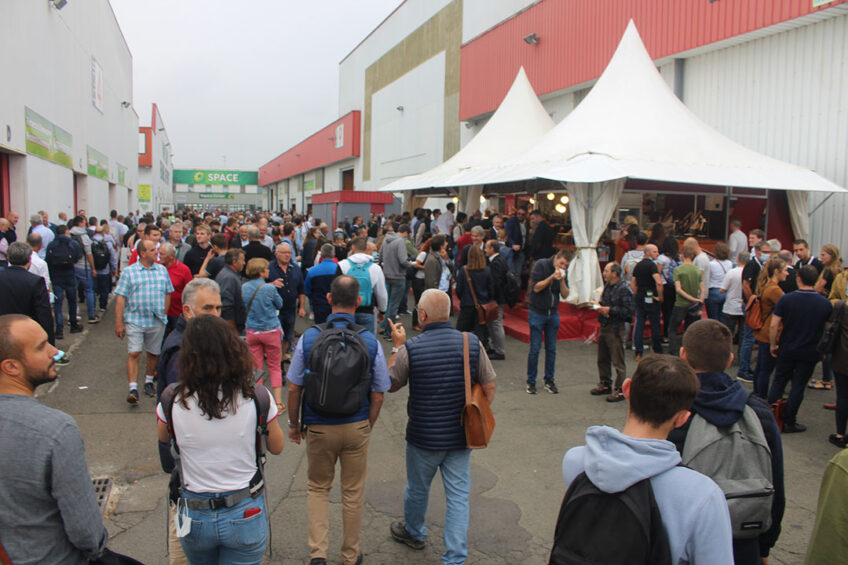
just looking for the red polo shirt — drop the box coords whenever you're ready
[166,260,193,316]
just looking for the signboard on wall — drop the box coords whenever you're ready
[303,179,315,192]
[138,184,151,202]
[173,169,258,185]
[198,193,235,200]
[117,164,127,186]
[335,124,344,149]
[87,146,109,180]
[24,107,72,168]
[91,56,104,113]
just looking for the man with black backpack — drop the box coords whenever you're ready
[286,275,390,565]
[673,319,785,565]
[557,354,733,564]
[45,225,82,338]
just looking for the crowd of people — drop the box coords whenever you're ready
[0,204,846,565]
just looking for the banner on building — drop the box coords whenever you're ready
[303,179,315,192]
[138,184,151,202]
[91,57,104,113]
[173,169,258,186]
[87,146,109,180]
[198,193,235,200]
[24,107,73,168]
[117,163,127,186]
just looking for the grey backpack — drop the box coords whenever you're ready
[682,406,774,539]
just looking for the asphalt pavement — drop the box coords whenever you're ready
[39,300,837,564]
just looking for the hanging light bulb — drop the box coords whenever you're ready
[560,195,569,204]
[528,198,536,205]
[546,192,555,200]
[480,194,487,204]
[451,196,459,204]
[555,204,566,214]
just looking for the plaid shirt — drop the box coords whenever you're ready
[115,261,174,327]
[599,279,635,327]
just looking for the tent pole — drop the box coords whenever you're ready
[764,189,769,234]
[724,186,731,240]
[587,183,594,247]
[810,192,835,216]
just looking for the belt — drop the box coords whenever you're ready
[184,484,262,510]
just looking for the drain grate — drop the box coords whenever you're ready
[91,477,112,515]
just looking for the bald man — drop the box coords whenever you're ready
[631,243,664,358]
[387,289,495,563]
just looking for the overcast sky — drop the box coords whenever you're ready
[110,0,400,172]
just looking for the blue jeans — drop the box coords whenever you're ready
[279,309,296,345]
[768,356,818,426]
[738,324,755,378]
[404,443,471,565]
[179,490,268,565]
[527,310,559,384]
[705,288,725,320]
[95,273,111,309]
[74,266,95,319]
[753,341,777,398]
[386,278,406,325]
[509,250,524,275]
[634,300,662,355]
[52,275,78,331]
[355,311,374,333]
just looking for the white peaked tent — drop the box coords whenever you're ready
[453,20,846,306]
[380,67,555,211]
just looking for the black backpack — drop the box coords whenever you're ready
[91,239,111,270]
[45,237,80,269]
[549,472,672,565]
[304,321,371,418]
[504,269,522,307]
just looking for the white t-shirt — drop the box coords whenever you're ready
[157,386,278,493]
[708,259,733,289]
[414,251,426,279]
[434,211,453,235]
[721,266,745,315]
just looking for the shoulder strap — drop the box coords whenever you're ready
[464,268,481,308]
[246,282,264,315]
[160,383,178,449]
[462,332,471,404]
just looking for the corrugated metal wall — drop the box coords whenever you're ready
[459,0,848,121]
[683,12,848,249]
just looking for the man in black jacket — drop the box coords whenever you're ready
[591,263,634,401]
[0,242,54,346]
[485,239,508,360]
[671,319,785,565]
[526,249,571,394]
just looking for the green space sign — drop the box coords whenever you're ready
[24,107,72,168]
[198,193,235,200]
[173,169,258,186]
[87,146,109,180]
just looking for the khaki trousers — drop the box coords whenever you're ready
[598,324,627,390]
[306,420,372,564]
[168,503,189,565]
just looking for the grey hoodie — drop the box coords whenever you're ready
[380,231,409,280]
[562,425,733,564]
[69,226,92,270]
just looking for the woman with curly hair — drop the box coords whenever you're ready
[752,258,788,398]
[156,315,284,564]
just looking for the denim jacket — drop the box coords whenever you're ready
[242,279,283,331]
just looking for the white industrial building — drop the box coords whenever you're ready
[137,103,174,215]
[260,0,848,249]
[0,0,139,228]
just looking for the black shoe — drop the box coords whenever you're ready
[390,521,425,550]
[308,559,327,565]
[55,355,71,366]
[782,422,807,433]
[526,383,537,395]
[606,391,625,403]
[126,389,139,405]
[488,353,505,360]
[55,330,64,340]
[829,434,848,448]
[70,325,83,334]
[143,382,156,397]
[544,381,559,394]
[590,385,612,396]
[354,554,363,565]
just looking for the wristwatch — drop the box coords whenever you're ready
[391,346,401,353]
[287,420,299,429]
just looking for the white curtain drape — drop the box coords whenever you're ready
[786,191,810,243]
[459,185,483,215]
[404,194,427,215]
[565,179,626,305]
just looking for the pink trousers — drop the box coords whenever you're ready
[245,327,283,388]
